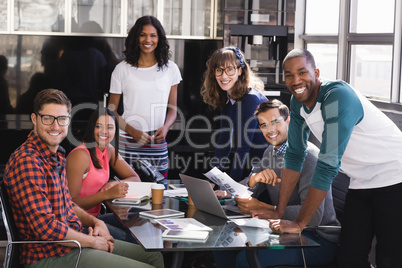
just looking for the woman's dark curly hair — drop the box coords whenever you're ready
[124,15,171,69]
[82,107,119,169]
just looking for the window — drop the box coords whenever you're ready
[0,1,8,32]
[350,45,392,100]
[306,43,338,80]
[349,0,394,33]
[305,0,339,35]
[299,0,401,103]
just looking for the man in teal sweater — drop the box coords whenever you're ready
[214,99,340,267]
[253,49,402,268]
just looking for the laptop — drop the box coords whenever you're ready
[179,174,250,219]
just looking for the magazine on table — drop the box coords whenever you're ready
[156,218,212,231]
[159,218,212,242]
[162,229,209,242]
[203,167,252,198]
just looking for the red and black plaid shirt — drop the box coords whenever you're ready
[4,131,82,265]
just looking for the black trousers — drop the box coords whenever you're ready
[338,182,402,268]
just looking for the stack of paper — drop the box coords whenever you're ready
[204,167,252,198]
[158,218,212,242]
[156,218,212,231]
[164,188,188,197]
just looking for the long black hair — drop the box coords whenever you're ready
[82,107,119,169]
[124,15,171,69]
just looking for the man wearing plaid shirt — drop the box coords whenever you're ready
[4,89,163,267]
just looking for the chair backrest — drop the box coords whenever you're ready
[0,180,23,268]
[331,171,350,224]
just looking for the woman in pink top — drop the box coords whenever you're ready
[66,107,140,242]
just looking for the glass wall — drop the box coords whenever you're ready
[0,1,8,32]
[72,0,121,34]
[0,0,225,126]
[7,0,221,38]
[14,0,64,32]
[127,0,158,30]
[161,0,208,36]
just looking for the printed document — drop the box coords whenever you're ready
[204,167,252,198]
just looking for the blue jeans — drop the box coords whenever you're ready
[97,213,138,244]
[214,230,338,268]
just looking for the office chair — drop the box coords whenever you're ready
[0,180,82,268]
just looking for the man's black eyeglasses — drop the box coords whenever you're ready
[36,113,71,126]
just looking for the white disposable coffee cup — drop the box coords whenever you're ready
[151,184,165,205]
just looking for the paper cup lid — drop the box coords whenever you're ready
[151,184,165,190]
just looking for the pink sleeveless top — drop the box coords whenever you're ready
[69,144,109,216]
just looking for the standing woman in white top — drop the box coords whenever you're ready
[108,16,182,187]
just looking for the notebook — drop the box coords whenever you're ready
[112,182,156,205]
[180,174,249,219]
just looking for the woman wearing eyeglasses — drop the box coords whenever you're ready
[201,47,268,182]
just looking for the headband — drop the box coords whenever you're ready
[226,47,245,69]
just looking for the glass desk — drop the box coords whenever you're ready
[105,197,320,267]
